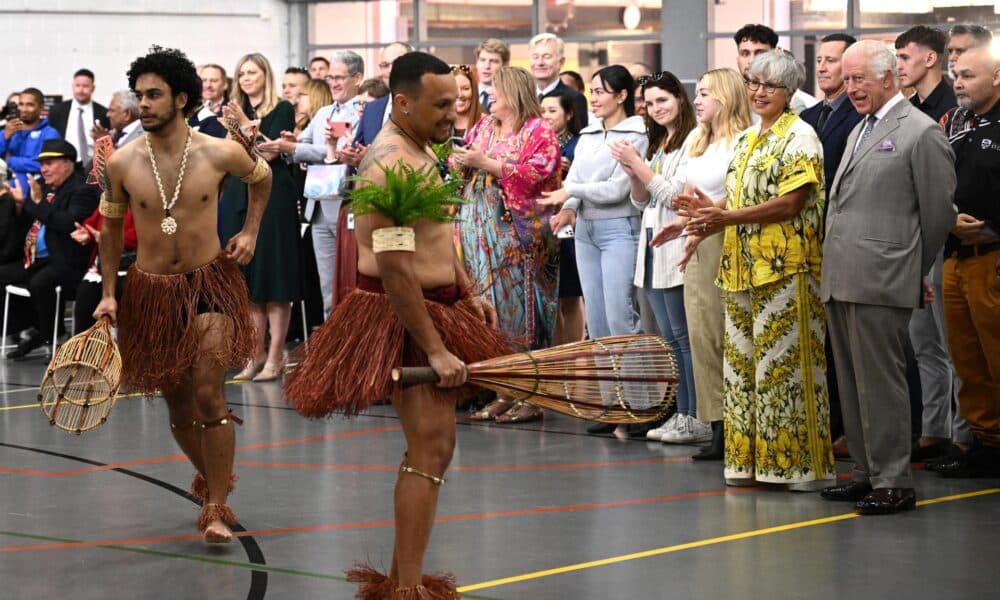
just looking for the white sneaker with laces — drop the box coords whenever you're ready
[663,415,715,444]
[659,414,692,443]
[646,413,681,441]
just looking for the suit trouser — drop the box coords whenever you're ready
[826,300,914,488]
[942,253,1000,448]
[310,200,342,319]
[909,252,972,442]
[683,235,725,423]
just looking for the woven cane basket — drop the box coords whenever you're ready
[38,318,122,434]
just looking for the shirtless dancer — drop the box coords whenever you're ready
[93,47,271,543]
[285,52,508,598]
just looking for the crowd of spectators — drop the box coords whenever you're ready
[2,22,998,512]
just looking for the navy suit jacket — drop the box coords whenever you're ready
[354,95,389,147]
[799,98,863,201]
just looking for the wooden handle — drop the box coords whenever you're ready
[391,367,440,385]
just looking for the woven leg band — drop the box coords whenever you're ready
[399,452,446,486]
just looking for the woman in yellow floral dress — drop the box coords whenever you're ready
[678,50,835,489]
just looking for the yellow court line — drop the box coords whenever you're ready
[0,380,247,412]
[457,487,1000,593]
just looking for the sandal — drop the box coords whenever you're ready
[468,397,515,421]
[252,361,285,382]
[233,355,266,381]
[494,401,543,424]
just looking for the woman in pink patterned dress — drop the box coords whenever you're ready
[451,66,561,423]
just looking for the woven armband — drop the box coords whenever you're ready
[372,227,416,253]
[98,195,127,219]
[239,155,270,184]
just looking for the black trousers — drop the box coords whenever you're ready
[73,274,125,332]
[0,258,77,341]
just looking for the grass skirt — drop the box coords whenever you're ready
[118,254,255,393]
[285,274,510,417]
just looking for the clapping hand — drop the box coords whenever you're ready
[539,187,568,207]
[609,139,642,177]
[91,121,110,141]
[26,174,42,203]
[223,101,255,131]
[673,187,714,216]
[337,142,367,167]
[649,217,688,247]
[451,144,487,170]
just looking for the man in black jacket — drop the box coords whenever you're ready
[1,139,99,358]
[46,68,109,170]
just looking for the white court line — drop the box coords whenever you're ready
[0,386,40,396]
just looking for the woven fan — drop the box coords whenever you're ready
[86,135,115,191]
[220,116,257,156]
[39,318,122,434]
[393,334,678,424]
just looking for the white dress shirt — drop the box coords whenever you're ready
[64,100,95,160]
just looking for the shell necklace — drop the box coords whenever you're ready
[145,127,192,235]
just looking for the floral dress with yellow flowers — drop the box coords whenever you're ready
[717,110,835,485]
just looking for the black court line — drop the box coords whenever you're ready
[0,441,268,600]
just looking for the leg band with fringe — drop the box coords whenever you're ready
[201,410,244,428]
[190,472,238,504]
[399,452,445,486]
[197,503,237,532]
[345,564,459,600]
[118,254,255,394]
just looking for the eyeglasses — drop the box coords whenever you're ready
[635,72,668,86]
[451,64,473,75]
[743,78,787,94]
[324,75,349,83]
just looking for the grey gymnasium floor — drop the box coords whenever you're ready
[2,352,999,600]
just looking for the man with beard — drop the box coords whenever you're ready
[93,46,272,543]
[285,52,507,598]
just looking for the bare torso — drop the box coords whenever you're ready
[116,132,233,274]
[355,128,457,289]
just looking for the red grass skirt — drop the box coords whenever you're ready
[285,274,510,418]
[118,254,256,393]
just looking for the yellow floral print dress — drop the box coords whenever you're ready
[717,111,835,484]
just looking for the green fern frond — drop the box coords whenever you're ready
[348,161,464,226]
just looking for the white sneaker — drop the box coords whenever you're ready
[646,413,681,441]
[663,415,715,444]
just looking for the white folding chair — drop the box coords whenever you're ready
[2,284,60,357]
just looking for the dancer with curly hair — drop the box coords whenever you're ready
[93,46,272,543]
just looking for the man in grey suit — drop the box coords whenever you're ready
[819,40,957,515]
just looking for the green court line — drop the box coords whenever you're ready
[0,530,502,600]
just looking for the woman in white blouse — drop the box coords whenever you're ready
[610,71,709,444]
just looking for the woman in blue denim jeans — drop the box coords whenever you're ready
[544,66,649,341]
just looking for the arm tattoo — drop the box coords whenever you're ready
[359,141,401,176]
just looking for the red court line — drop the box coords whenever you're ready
[232,456,693,473]
[0,487,755,553]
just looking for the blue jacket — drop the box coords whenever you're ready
[0,117,61,190]
[799,98,863,203]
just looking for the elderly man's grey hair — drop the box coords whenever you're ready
[748,50,805,93]
[331,50,365,77]
[113,89,139,118]
[842,39,898,83]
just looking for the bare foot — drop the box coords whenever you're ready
[203,519,233,544]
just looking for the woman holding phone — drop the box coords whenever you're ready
[452,66,561,423]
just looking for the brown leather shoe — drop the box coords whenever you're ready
[820,481,872,502]
[855,488,916,515]
[831,435,850,459]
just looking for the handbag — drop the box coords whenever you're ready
[303,163,348,200]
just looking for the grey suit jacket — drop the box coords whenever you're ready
[822,99,956,308]
[117,121,144,148]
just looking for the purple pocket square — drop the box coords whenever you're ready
[877,139,896,151]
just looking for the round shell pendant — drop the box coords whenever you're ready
[161,215,178,235]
